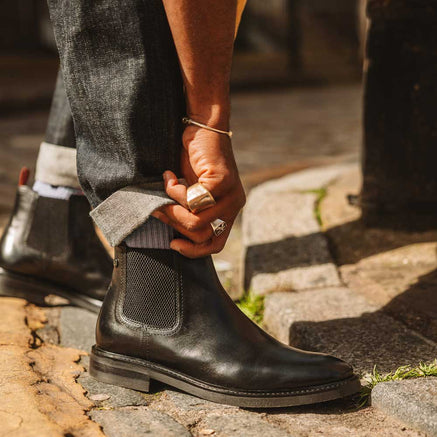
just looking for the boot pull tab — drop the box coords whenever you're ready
[18,167,30,186]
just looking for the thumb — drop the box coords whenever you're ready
[163,171,188,207]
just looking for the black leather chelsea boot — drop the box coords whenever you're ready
[0,183,112,312]
[90,245,360,407]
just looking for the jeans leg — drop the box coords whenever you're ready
[47,0,185,246]
[45,69,76,149]
[35,69,80,188]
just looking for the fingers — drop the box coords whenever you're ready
[163,170,189,208]
[154,198,238,245]
[194,190,245,225]
[156,168,245,256]
[161,169,243,228]
[180,148,198,186]
[152,208,214,244]
[153,204,205,232]
[161,187,244,230]
[170,220,233,258]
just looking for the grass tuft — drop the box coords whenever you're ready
[237,292,265,325]
[357,360,437,407]
[305,188,327,226]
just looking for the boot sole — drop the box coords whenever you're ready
[0,267,102,313]
[90,345,361,408]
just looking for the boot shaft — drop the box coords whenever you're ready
[0,185,112,300]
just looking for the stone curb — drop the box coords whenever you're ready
[242,163,355,295]
[253,163,437,436]
[371,378,437,437]
[263,288,437,374]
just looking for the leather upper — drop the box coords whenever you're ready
[0,186,112,300]
[96,245,354,391]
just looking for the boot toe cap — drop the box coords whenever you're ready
[268,349,356,390]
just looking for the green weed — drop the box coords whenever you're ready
[357,360,437,407]
[237,292,265,325]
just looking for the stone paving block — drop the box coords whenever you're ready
[244,191,320,245]
[264,288,437,374]
[91,407,191,437]
[151,388,424,437]
[341,255,437,343]
[264,287,374,344]
[371,378,437,437]
[60,306,97,352]
[200,411,292,437]
[60,308,150,409]
[251,263,340,296]
[36,306,61,345]
[160,391,236,411]
[320,165,437,342]
[251,163,357,195]
[243,190,340,294]
[79,370,148,408]
[319,166,362,230]
[266,402,426,437]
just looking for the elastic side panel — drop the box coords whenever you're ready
[26,197,69,257]
[123,248,179,331]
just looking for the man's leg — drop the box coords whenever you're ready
[0,71,112,312]
[36,69,173,249]
[47,0,359,407]
[34,69,80,194]
[48,0,185,247]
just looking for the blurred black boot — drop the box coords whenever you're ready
[0,172,112,312]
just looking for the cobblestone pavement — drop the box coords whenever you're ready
[1,299,429,437]
[245,163,437,436]
[3,85,413,437]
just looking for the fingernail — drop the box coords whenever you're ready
[163,171,169,183]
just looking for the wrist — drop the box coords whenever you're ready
[186,100,231,131]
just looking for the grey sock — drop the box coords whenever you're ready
[124,216,174,249]
[33,180,83,200]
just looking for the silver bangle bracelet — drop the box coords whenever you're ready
[182,117,233,138]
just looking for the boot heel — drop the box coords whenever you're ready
[90,347,151,392]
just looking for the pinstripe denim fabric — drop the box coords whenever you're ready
[46,0,185,246]
[45,70,76,149]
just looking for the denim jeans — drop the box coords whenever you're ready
[34,70,80,188]
[45,70,76,150]
[46,0,185,246]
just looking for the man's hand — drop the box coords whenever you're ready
[157,0,247,257]
[152,126,246,258]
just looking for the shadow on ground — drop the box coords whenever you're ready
[247,218,437,375]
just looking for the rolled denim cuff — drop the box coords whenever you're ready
[35,142,80,189]
[90,182,177,247]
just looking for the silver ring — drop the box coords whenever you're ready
[186,182,216,213]
[210,219,227,237]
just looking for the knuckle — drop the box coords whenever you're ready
[184,221,195,232]
[211,172,229,191]
[185,217,202,232]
